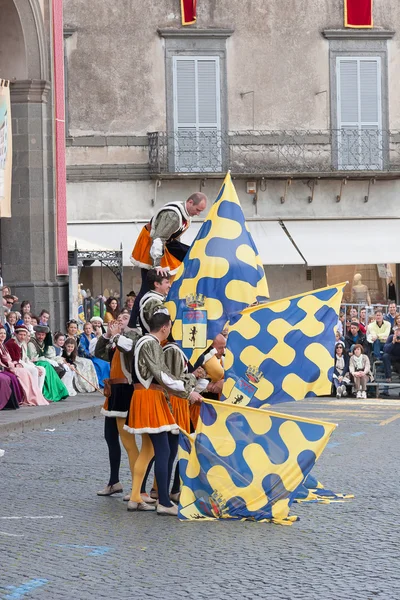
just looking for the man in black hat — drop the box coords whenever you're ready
[26,325,68,401]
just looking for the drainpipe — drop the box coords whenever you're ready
[52,0,68,275]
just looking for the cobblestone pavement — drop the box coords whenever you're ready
[1,398,400,600]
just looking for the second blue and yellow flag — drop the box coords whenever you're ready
[222,284,345,407]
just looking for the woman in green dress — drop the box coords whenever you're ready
[27,325,69,402]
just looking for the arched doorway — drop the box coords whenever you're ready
[0,0,68,326]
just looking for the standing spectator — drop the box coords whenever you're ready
[78,322,110,389]
[349,344,371,399]
[5,312,17,341]
[124,292,136,312]
[344,322,368,355]
[367,310,391,360]
[20,300,31,316]
[382,326,400,383]
[39,310,50,327]
[104,298,120,324]
[332,341,350,398]
[384,301,398,332]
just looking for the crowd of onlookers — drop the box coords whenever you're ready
[334,301,400,398]
[0,286,137,411]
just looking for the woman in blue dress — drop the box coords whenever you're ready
[78,322,110,388]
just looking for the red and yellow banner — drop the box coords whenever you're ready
[181,0,196,25]
[345,0,373,28]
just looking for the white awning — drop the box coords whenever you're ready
[283,219,400,266]
[68,220,305,266]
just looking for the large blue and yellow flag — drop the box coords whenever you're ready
[178,400,336,525]
[222,284,345,408]
[166,172,269,364]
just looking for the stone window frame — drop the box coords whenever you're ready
[158,28,234,171]
[323,29,394,170]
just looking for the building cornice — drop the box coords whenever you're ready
[323,29,395,40]
[10,79,51,103]
[158,28,234,39]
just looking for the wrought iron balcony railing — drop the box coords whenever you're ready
[148,130,400,176]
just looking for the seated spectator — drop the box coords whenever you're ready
[78,322,110,388]
[103,297,120,324]
[4,325,48,406]
[336,317,343,338]
[344,321,368,355]
[332,341,350,398]
[0,324,24,408]
[5,311,17,341]
[90,316,105,336]
[367,310,391,360]
[30,315,39,328]
[394,314,400,332]
[349,344,371,399]
[66,319,80,339]
[359,307,367,335]
[20,300,31,316]
[382,326,400,383]
[53,332,66,356]
[384,301,397,331]
[39,309,50,327]
[22,312,34,334]
[27,325,69,402]
[3,294,15,313]
[335,329,344,343]
[62,337,99,394]
[6,324,45,394]
[124,291,136,312]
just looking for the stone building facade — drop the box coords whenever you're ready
[0,0,68,324]
[64,0,400,303]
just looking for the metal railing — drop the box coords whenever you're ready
[148,129,400,175]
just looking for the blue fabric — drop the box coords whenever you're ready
[78,334,110,388]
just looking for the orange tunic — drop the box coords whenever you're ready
[170,394,191,433]
[124,383,178,435]
[131,226,183,274]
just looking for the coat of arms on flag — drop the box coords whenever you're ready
[182,294,207,349]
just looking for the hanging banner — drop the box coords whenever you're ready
[344,0,373,28]
[181,0,196,25]
[0,80,12,218]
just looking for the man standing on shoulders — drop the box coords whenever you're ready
[129,193,208,327]
[367,310,391,360]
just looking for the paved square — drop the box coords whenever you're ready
[1,398,399,599]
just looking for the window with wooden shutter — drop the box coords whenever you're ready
[336,57,382,170]
[172,56,221,173]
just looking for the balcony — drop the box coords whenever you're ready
[148,130,400,178]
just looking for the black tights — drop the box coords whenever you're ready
[149,432,179,507]
[104,418,121,486]
[128,268,149,328]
